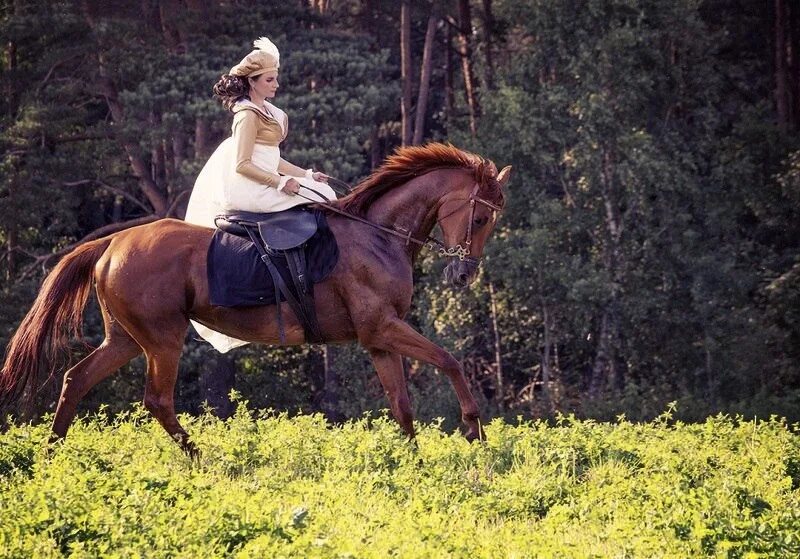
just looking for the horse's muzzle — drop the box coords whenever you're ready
[444,257,480,288]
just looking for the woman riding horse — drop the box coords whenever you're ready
[0,78,511,458]
[185,37,336,352]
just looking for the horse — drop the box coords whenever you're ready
[0,143,511,456]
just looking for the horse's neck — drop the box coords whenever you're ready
[365,169,460,256]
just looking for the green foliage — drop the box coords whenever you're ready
[279,30,398,181]
[431,0,800,417]
[2,0,800,427]
[1,411,799,557]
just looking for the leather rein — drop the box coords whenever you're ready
[295,181,503,262]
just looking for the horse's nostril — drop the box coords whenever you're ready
[458,273,469,283]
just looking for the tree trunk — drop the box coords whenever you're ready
[789,0,800,130]
[199,352,235,419]
[540,299,554,412]
[5,40,17,280]
[443,23,454,125]
[488,282,504,408]
[162,137,174,190]
[400,0,413,145]
[141,0,159,31]
[158,0,185,53]
[172,132,185,175]
[591,146,625,397]
[413,14,438,145]
[370,125,382,169]
[102,76,167,214]
[310,0,330,13]
[589,311,616,398]
[481,0,495,90]
[6,177,17,281]
[194,116,210,159]
[185,0,209,13]
[456,0,479,137]
[776,0,790,133]
[81,1,168,216]
[4,39,15,98]
[319,346,343,423]
[171,131,185,195]
[150,111,164,187]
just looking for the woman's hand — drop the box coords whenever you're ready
[311,171,330,183]
[283,178,300,195]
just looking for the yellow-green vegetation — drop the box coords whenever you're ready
[1,406,799,558]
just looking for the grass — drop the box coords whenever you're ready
[1,404,799,558]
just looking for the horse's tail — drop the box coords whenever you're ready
[0,236,114,414]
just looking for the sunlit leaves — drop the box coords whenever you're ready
[1,412,798,557]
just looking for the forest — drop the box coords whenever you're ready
[1,0,799,427]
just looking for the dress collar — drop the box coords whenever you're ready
[233,99,286,137]
[234,99,274,120]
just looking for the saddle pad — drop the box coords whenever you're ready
[207,210,339,307]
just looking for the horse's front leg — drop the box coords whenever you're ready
[367,349,415,439]
[367,318,485,442]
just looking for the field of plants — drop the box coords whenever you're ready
[1,405,799,558]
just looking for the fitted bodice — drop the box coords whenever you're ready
[231,103,286,147]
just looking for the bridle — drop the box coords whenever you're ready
[296,181,503,262]
[427,182,503,260]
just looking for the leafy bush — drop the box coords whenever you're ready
[0,407,798,557]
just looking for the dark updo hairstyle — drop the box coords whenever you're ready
[212,74,250,110]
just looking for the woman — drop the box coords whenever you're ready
[185,37,337,229]
[185,37,337,352]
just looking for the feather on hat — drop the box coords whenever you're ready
[252,37,279,64]
[229,37,280,78]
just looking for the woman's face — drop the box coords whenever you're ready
[249,71,279,100]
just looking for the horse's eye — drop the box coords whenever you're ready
[473,216,489,227]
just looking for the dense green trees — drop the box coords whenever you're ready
[446,0,800,420]
[1,0,798,424]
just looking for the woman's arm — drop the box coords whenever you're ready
[278,158,330,183]
[277,158,308,177]
[233,112,281,188]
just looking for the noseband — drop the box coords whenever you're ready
[429,182,503,261]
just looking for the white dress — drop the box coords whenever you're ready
[184,100,337,352]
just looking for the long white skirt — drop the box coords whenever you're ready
[184,141,337,352]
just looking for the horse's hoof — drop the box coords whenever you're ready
[171,432,200,462]
[464,425,486,443]
[184,445,201,462]
[42,434,65,459]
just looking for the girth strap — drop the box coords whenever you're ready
[242,227,323,344]
[285,248,323,342]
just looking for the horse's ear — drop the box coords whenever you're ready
[497,165,512,188]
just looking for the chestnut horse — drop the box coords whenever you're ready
[0,143,510,456]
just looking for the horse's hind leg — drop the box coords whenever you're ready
[368,349,415,439]
[51,318,142,442]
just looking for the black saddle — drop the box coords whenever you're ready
[213,208,333,344]
[216,208,319,250]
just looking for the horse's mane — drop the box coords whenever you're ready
[334,143,502,216]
